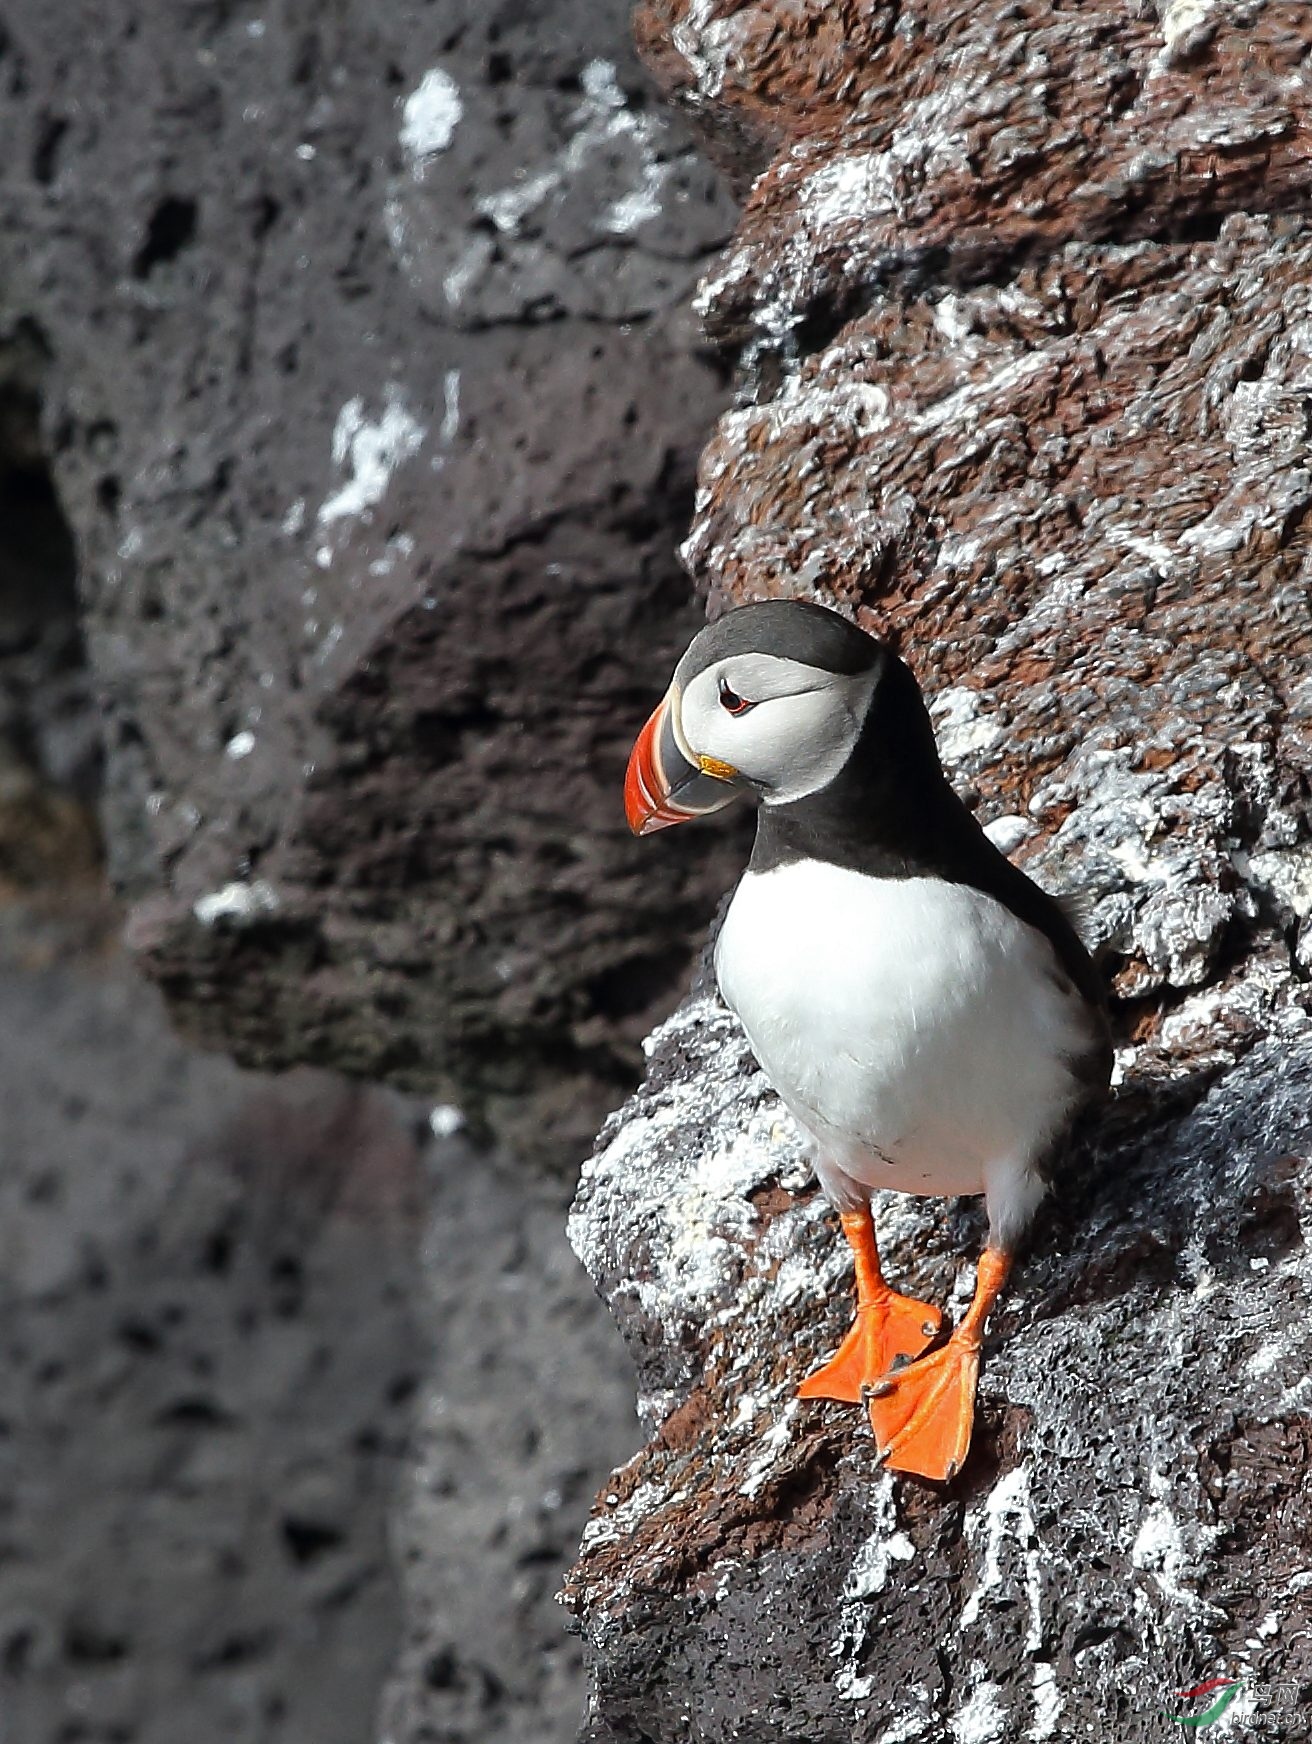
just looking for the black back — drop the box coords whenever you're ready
[750,647,1110,1028]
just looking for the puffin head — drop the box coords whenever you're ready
[625,599,884,835]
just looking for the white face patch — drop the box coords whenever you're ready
[677,653,878,805]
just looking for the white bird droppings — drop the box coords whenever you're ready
[984,813,1033,855]
[400,68,463,168]
[842,1478,915,1599]
[929,685,1004,764]
[192,880,280,927]
[1029,1664,1062,1742]
[580,58,624,108]
[1159,0,1220,65]
[471,58,673,242]
[1131,1471,1199,1606]
[428,1104,466,1140]
[319,388,426,527]
[737,1400,800,1499]
[951,1675,1008,1744]
[440,369,461,445]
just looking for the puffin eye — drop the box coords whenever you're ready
[719,680,754,716]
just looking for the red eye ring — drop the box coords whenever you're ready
[719,682,754,716]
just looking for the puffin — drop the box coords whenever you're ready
[624,599,1110,1482]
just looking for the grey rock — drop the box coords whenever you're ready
[378,1146,637,1744]
[0,0,743,1161]
[0,913,427,1744]
[0,894,641,1744]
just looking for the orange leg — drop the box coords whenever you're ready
[866,1246,1012,1482]
[797,1206,943,1404]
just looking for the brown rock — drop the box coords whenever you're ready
[567,4,1312,1738]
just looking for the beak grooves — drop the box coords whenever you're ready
[624,689,743,836]
[624,695,689,835]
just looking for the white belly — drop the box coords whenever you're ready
[714,860,1090,1200]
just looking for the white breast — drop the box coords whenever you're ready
[714,860,1091,1206]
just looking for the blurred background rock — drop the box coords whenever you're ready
[0,0,744,1165]
[0,2,738,1740]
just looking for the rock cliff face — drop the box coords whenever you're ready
[0,892,431,1744]
[565,4,1312,1739]
[0,0,744,1160]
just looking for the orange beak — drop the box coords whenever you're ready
[624,689,743,836]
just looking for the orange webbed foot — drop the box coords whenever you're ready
[797,1290,943,1404]
[865,1332,982,1482]
[865,1244,1012,1482]
[797,1204,942,1404]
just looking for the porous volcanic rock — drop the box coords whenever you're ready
[565,3,1312,1739]
[0,892,639,1744]
[376,1145,637,1744]
[0,0,742,1161]
[0,905,429,1744]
